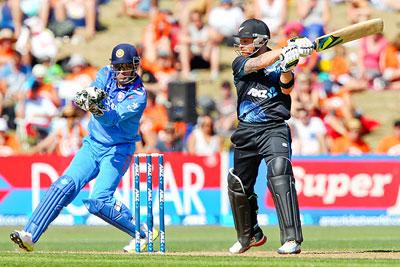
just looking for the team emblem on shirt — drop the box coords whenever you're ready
[117,91,126,101]
[116,49,124,58]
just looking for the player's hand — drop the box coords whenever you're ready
[288,37,314,57]
[280,44,300,73]
[74,86,108,115]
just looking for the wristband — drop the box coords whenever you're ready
[279,73,295,89]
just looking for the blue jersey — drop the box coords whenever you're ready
[232,55,291,124]
[88,66,147,147]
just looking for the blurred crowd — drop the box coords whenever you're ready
[0,0,399,157]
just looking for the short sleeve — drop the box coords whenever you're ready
[232,56,248,80]
[91,66,109,90]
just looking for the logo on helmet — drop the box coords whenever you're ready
[116,49,125,58]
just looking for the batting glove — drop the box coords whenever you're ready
[280,44,300,72]
[74,86,108,116]
[288,37,314,57]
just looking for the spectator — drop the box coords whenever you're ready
[297,0,330,40]
[65,54,94,76]
[358,33,388,90]
[25,63,60,107]
[52,0,97,39]
[370,0,400,12]
[0,1,15,31]
[253,0,288,37]
[142,91,168,133]
[15,16,58,64]
[291,72,319,116]
[208,0,244,79]
[330,118,370,155]
[0,51,31,130]
[382,33,400,90]
[347,0,371,24]
[0,117,14,156]
[16,80,58,146]
[9,0,52,36]
[0,28,16,66]
[277,20,304,48]
[179,10,218,79]
[376,120,400,155]
[121,0,158,19]
[31,104,86,156]
[155,122,184,152]
[40,56,64,85]
[290,107,327,155]
[329,45,368,92]
[215,80,236,137]
[187,115,223,155]
[142,9,180,64]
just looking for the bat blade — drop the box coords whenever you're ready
[313,18,384,52]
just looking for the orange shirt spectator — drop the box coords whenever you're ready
[0,28,16,66]
[331,119,370,155]
[330,46,349,79]
[376,120,400,155]
[142,91,168,133]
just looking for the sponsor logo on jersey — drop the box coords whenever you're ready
[127,102,139,112]
[247,87,278,99]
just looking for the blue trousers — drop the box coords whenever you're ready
[24,137,137,242]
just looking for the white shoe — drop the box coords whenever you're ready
[10,230,34,252]
[277,240,301,254]
[123,224,159,253]
[229,234,267,254]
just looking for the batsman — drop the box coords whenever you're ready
[228,18,314,254]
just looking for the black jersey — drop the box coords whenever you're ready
[232,55,291,124]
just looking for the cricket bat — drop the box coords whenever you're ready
[313,18,384,52]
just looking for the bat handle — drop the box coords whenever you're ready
[312,41,317,50]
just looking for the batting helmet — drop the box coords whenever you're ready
[234,19,270,57]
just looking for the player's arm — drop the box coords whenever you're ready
[243,49,281,74]
[243,37,313,75]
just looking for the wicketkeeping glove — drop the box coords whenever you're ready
[288,37,314,57]
[74,86,108,116]
[280,44,300,72]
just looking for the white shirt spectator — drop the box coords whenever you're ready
[255,0,286,35]
[192,128,221,156]
[291,114,327,155]
[208,5,244,37]
[24,95,58,127]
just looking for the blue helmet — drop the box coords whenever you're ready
[110,43,140,85]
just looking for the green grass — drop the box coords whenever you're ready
[1,226,399,266]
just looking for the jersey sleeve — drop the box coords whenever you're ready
[94,88,147,126]
[232,56,248,81]
[91,66,109,90]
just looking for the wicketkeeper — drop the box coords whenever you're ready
[10,43,157,253]
[228,18,314,254]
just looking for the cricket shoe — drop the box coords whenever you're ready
[123,224,159,253]
[277,240,301,254]
[10,230,34,252]
[229,232,267,254]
